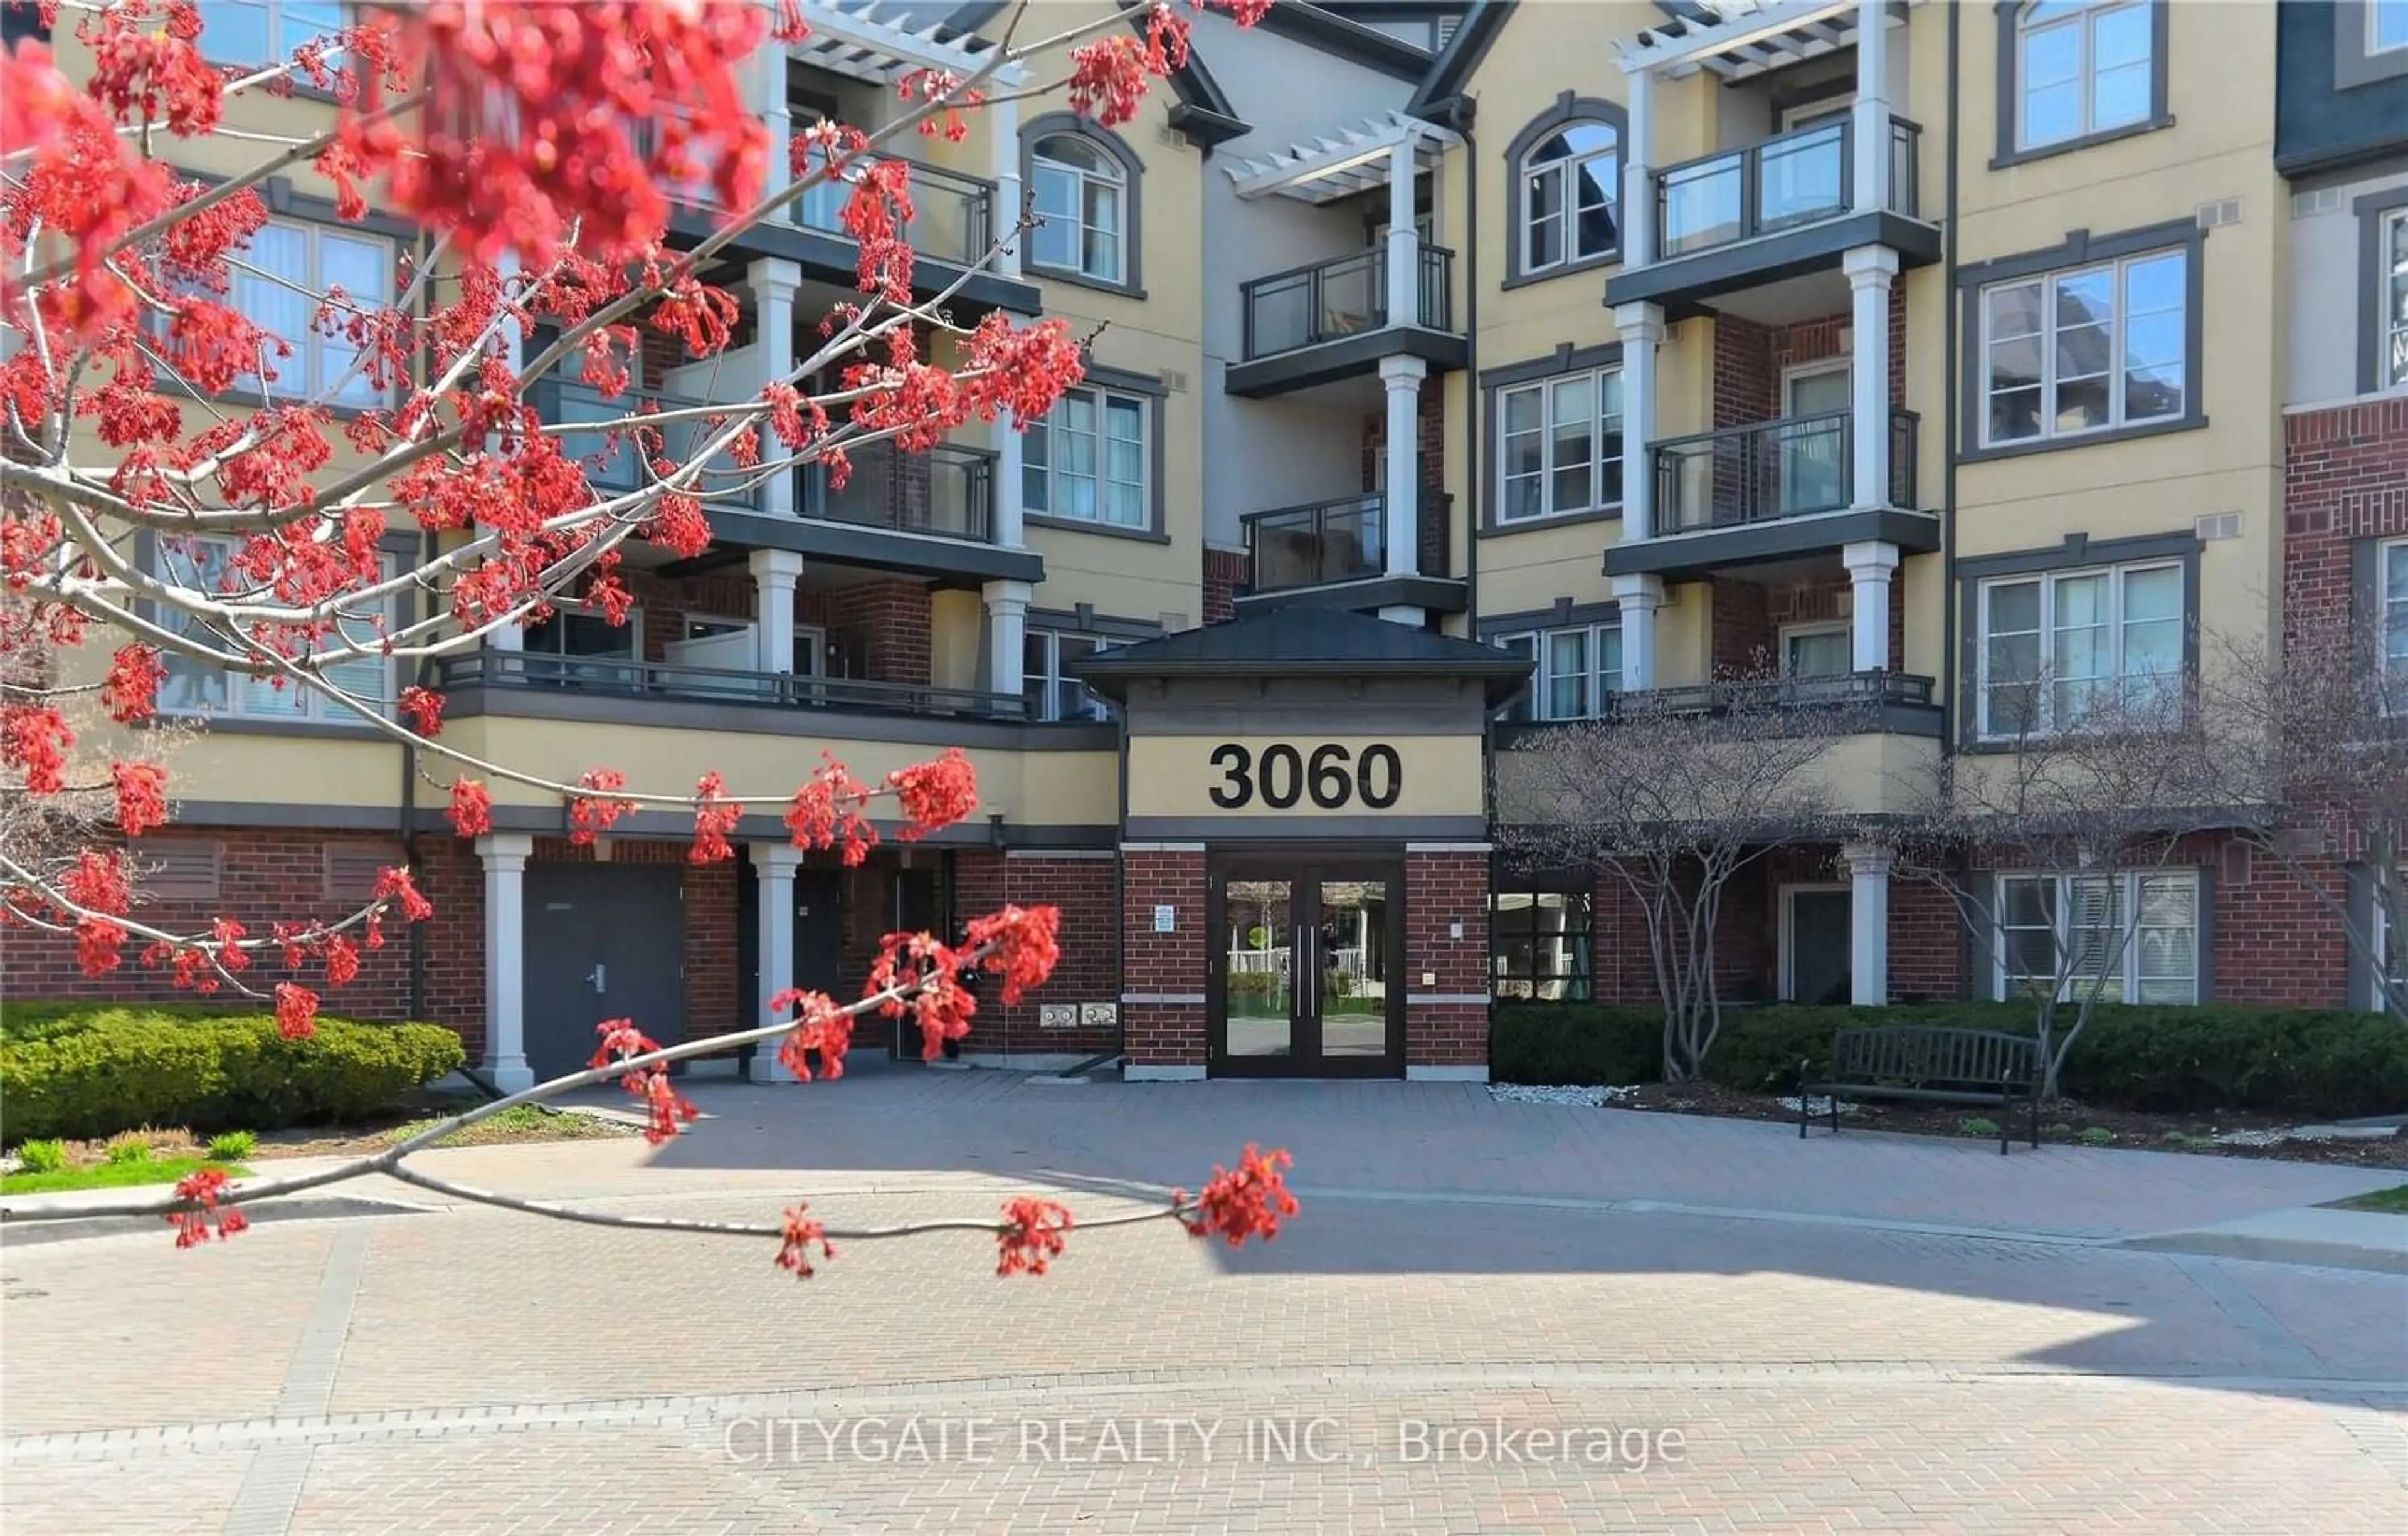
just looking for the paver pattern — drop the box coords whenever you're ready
[3,1073,2404,1533]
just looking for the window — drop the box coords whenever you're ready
[1494,623,1621,722]
[2375,1,2408,54]
[1030,134,1124,285]
[1521,118,1619,273]
[2374,880,2401,1006]
[1023,631,1114,722]
[1023,384,1148,529]
[1491,888,1593,1001]
[2015,1,2153,151]
[1497,367,1623,522]
[1782,623,1852,679]
[154,537,392,725]
[2381,209,2408,391]
[227,219,394,409]
[2384,538,2408,686]
[1977,561,2182,737]
[204,1,344,64]
[1981,246,2185,446]
[1995,869,2199,1005]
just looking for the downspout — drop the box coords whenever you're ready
[1453,95,1491,1063]
[1939,0,1962,750]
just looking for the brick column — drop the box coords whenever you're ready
[1121,843,1207,1080]
[1404,847,1490,1080]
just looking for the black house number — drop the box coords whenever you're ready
[1207,744,1403,811]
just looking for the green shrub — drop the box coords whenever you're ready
[2079,1127,2116,1145]
[206,1130,258,1162]
[1224,970,1281,999]
[1487,1004,1660,1086]
[1960,1117,2002,1138]
[103,1137,152,1165]
[1,1003,465,1145]
[13,1138,66,1174]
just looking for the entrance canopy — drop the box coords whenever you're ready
[1072,609,1531,711]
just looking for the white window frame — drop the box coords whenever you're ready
[1994,868,2201,1006]
[1975,559,2186,740]
[1497,366,1624,523]
[2374,879,2400,1005]
[1519,118,1620,275]
[1023,384,1149,530]
[2014,0,2153,152]
[202,0,346,65]
[2374,0,2408,56]
[2382,537,2408,695]
[1025,630,1116,723]
[1979,246,2187,448]
[1029,134,1126,285]
[2381,208,2408,392]
[154,536,395,725]
[1780,621,1854,679]
[226,217,396,409]
[1493,623,1622,722]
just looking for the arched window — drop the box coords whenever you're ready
[1506,96,1626,284]
[1029,132,1127,285]
[2015,0,2153,150]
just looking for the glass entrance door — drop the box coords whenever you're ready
[1210,857,1403,1076]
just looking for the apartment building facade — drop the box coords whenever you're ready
[11,1,2399,1087]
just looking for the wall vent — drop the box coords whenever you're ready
[2195,197,2242,229]
[2291,186,2343,218]
[1159,368,1189,393]
[1154,124,1182,150]
[2195,511,2242,542]
[325,842,408,901]
[142,840,224,902]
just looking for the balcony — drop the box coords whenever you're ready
[800,439,997,544]
[1607,411,1938,580]
[1605,116,1940,311]
[436,651,1028,722]
[1225,243,1468,398]
[556,382,761,508]
[1498,672,1942,740]
[1234,492,1465,614]
[794,157,995,270]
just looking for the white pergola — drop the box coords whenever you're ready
[1618,0,1918,81]
[1221,110,1462,205]
[791,1,1029,88]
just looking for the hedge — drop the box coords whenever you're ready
[1,1002,465,1145]
[1490,1001,2408,1118]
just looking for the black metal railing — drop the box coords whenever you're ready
[792,156,996,268]
[798,439,997,542]
[436,651,1028,720]
[1498,671,1936,740]
[1654,115,1921,262]
[1240,490,1451,594]
[1652,409,1919,534]
[1238,243,1457,360]
[551,380,761,508]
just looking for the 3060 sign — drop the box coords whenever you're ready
[1206,742,1403,811]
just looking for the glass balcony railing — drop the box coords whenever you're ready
[1238,243,1457,361]
[438,651,1028,720]
[552,381,761,507]
[798,439,998,542]
[1650,409,1919,534]
[1654,115,1922,262]
[1244,494,1388,591]
[793,157,997,270]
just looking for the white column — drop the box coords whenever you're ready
[751,31,792,210]
[1385,133,1418,329]
[990,93,1022,279]
[1843,539,1899,673]
[748,547,805,675]
[477,833,536,1093]
[993,409,1025,549]
[1843,841,1893,1007]
[1378,355,1426,591]
[749,256,803,518]
[1624,66,1654,270]
[1611,572,1664,692]
[747,843,805,1083]
[984,577,1031,701]
[1851,0,1891,215]
[1613,302,1665,542]
[1843,245,1899,510]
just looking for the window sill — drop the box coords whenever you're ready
[144,713,391,740]
[1027,266,1148,302]
[1956,411,2207,465]
[1989,115,2176,171]
[1025,513,1171,545]
[1479,506,1623,538]
[1500,250,1623,292]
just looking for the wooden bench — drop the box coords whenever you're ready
[1798,1026,2041,1155]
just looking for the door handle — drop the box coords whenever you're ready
[586,963,606,994]
[1296,925,1314,1018]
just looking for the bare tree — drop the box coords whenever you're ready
[1891,675,2228,1098]
[1496,674,1876,1081]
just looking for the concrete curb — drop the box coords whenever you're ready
[2114,1206,2408,1275]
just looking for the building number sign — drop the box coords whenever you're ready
[1206,743,1403,811]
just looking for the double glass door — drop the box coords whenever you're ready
[1210,857,1403,1076]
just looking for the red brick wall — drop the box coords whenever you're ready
[1888,875,1962,1002]
[1715,571,1911,678]
[1121,847,1207,1068]
[826,579,932,686]
[1403,851,1489,1067]
[1203,546,1249,623]
[950,850,1121,1055]
[1711,293,1909,431]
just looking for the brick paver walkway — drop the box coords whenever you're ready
[4,1074,2404,1533]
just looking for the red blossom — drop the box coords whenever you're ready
[591,1019,695,1142]
[448,777,494,837]
[784,753,878,865]
[82,0,225,138]
[887,749,979,839]
[1,704,71,794]
[768,987,855,1081]
[112,762,170,838]
[61,850,130,976]
[398,685,445,737]
[964,904,1062,1005]
[568,768,637,846]
[776,1202,837,1280]
[101,644,165,723]
[274,982,320,1040]
[167,1167,248,1248]
[690,772,740,863]
[1,43,176,340]
[211,917,251,976]
[1175,1145,1299,1248]
[322,932,361,989]
[372,866,434,923]
[996,1197,1073,1277]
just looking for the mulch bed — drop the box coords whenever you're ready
[250,1097,640,1160]
[1610,1082,2408,1167]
